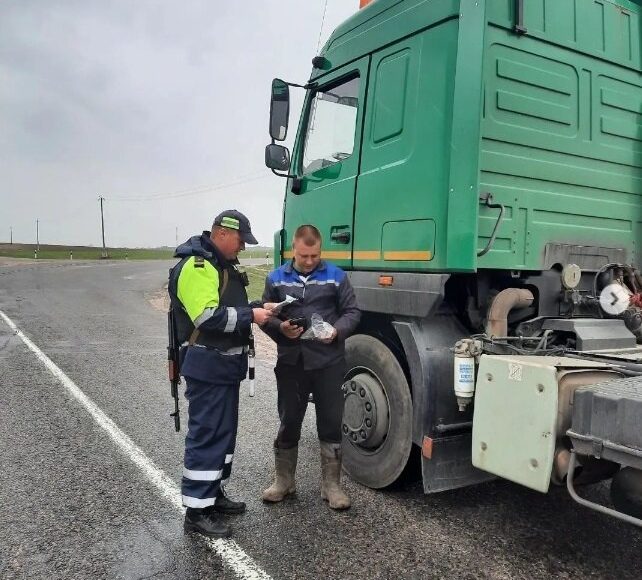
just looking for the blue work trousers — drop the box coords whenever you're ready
[181,376,240,508]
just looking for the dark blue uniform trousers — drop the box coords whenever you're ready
[181,376,240,508]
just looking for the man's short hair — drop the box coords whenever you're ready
[293,224,322,246]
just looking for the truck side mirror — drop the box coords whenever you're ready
[269,78,290,141]
[265,143,291,171]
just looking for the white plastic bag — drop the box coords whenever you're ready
[300,313,335,341]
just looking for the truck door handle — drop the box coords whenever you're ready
[331,231,351,244]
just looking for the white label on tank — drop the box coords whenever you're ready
[458,361,474,382]
[508,363,523,381]
[455,358,475,396]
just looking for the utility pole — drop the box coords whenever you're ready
[175,226,178,247]
[99,196,107,258]
[10,226,12,245]
[36,219,39,251]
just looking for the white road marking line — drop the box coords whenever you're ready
[0,309,272,580]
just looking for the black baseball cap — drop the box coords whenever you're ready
[213,209,258,245]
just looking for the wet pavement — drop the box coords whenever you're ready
[0,260,640,579]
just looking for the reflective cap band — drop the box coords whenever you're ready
[220,217,240,230]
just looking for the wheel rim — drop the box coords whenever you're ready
[341,334,413,489]
[341,371,390,450]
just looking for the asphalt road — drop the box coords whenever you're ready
[0,260,640,580]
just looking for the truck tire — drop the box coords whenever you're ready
[341,334,413,488]
[610,467,642,519]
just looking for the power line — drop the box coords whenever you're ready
[316,0,329,53]
[110,172,270,202]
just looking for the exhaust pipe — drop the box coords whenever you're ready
[486,288,534,337]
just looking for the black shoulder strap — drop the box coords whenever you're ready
[220,267,230,298]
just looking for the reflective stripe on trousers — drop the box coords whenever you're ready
[181,377,240,508]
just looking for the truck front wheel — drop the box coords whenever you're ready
[341,334,413,488]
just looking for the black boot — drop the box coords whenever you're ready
[213,486,246,515]
[184,508,232,538]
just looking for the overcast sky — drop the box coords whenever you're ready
[0,0,357,248]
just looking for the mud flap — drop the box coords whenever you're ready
[422,433,494,494]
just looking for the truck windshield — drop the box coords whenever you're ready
[301,75,360,175]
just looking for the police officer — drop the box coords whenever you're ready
[168,210,273,538]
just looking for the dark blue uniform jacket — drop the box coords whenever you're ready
[261,260,361,370]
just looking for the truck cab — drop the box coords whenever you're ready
[265,0,642,526]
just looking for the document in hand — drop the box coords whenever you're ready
[271,294,298,315]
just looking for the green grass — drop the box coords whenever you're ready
[0,243,173,260]
[243,264,271,302]
[239,248,273,260]
[0,243,273,262]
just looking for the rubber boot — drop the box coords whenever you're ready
[262,446,298,502]
[319,441,351,510]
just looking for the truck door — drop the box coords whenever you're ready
[282,57,369,267]
[354,24,457,271]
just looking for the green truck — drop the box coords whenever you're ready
[265,0,642,527]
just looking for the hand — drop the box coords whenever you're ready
[280,320,304,339]
[263,302,279,311]
[319,327,337,344]
[252,308,273,326]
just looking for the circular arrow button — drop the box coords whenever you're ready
[599,283,630,315]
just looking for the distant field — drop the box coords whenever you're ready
[0,243,272,261]
[240,248,273,260]
[244,264,271,302]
